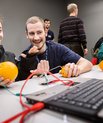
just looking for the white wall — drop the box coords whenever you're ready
[0,0,66,57]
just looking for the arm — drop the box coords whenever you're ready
[76,57,93,74]
[30,57,93,78]
[16,46,40,81]
[61,57,93,78]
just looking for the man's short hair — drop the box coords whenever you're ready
[67,3,77,14]
[44,18,51,22]
[26,16,45,32]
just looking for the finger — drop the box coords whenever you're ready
[63,63,70,77]
[37,62,44,74]
[72,65,78,76]
[64,63,70,72]
[29,46,39,54]
[0,79,10,86]
[0,75,14,86]
[0,76,4,82]
[6,80,14,85]
[75,67,80,77]
[39,60,45,70]
[30,70,34,73]
[37,62,42,70]
[30,70,39,77]
[20,53,27,58]
[39,60,47,72]
[42,60,49,72]
[38,60,49,72]
[69,63,75,77]
[30,70,37,73]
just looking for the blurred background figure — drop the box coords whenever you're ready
[44,18,54,41]
[58,3,88,57]
[91,36,103,65]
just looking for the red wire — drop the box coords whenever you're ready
[19,69,46,122]
[19,69,74,122]
[2,102,44,123]
[1,68,74,123]
[19,111,29,123]
[19,102,45,123]
[2,70,44,123]
[48,71,74,86]
[19,72,36,109]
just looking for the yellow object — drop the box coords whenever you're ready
[98,60,103,70]
[0,61,18,81]
[59,66,68,78]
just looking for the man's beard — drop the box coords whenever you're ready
[38,42,45,51]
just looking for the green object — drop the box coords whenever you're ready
[97,43,103,63]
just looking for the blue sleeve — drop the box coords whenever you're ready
[47,41,81,66]
[97,43,103,62]
[60,44,81,65]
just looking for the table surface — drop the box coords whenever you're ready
[0,65,103,123]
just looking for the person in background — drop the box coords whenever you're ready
[0,18,16,86]
[58,3,88,57]
[44,18,54,41]
[16,16,92,81]
[93,36,103,55]
[91,36,103,65]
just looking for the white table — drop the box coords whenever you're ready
[0,66,103,123]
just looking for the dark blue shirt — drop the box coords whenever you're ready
[46,30,54,41]
[17,41,81,81]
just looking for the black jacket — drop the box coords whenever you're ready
[0,45,16,64]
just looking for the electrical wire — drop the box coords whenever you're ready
[1,67,74,123]
[1,66,61,96]
[2,102,44,123]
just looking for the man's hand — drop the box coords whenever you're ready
[84,48,88,55]
[37,60,49,73]
[0,76,13,86]
[60,63,80,78]
[30,60,49,76]
[28,46,39,55]
[20,46,39,58]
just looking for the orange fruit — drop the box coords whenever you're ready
[59,66,68,78]
[0,61,18,81]
[98,60,103,70]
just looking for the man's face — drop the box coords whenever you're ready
[0,22,3,42]
[44,21,51,29]
[26,21,46,50]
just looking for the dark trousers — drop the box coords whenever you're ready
[64,43,84,57]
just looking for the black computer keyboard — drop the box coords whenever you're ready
[26,79,103,122]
